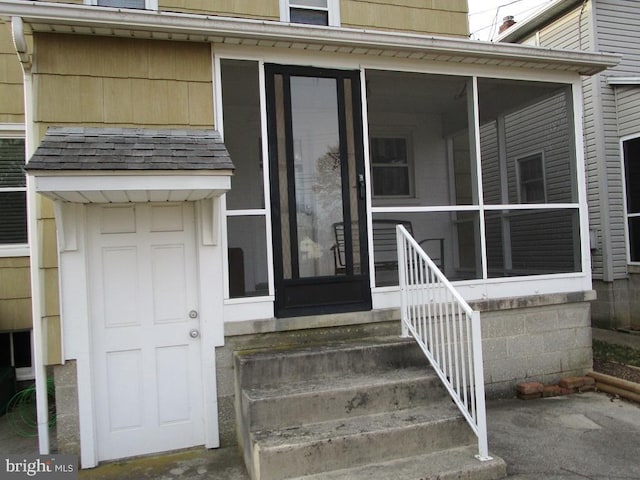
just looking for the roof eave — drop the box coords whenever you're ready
[496,0,583,44]
[0,0,620,76]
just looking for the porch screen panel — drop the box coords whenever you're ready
[485,209,581,277]
[478,79,576,205]
[365,70,473,208]
[290,76,344,278]
[227,216,269,298]
[371,211,481,287]
[222,60,264,210]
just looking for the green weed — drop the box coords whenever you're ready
[593,339,640,368]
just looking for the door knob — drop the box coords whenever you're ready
[189,329,200,338]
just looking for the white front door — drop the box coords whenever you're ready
[88,202,204,461]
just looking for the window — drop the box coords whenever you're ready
[280,0,340,26]
[624,136,640,262]
[0,135,27,251]
[0,331,33,381]
[370,136,412,197]
[87,0,157,10]
[516,153,546,203]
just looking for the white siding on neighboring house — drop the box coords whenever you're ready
[534,2,615,279]
[616,86,640,139]
[538,4,589,50]
[596,0,640,278]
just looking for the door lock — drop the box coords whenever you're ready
[189,310,198,319]
[358,174,366,200]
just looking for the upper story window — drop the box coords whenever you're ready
[86,0,158,10]
[280,0,340,26]
[0,133,27,255]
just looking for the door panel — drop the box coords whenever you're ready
[89,203,204,461]
[266,65,371,317]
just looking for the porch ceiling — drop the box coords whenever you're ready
[26,127,233,204]
[0,0,620,76]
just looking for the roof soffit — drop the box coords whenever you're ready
[0,0,620,76]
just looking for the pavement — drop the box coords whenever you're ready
[1,328,639,480]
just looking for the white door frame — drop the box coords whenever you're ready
[55,198,224,468]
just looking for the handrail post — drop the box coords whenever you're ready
[396,225,409,338]
[471,310,492,461]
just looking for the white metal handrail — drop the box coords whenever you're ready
[396,224,491,461]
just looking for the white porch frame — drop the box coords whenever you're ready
[213,44,592,324]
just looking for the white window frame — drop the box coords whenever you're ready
[621,132,640,265]
[515,151,547,204]
[369,132,414,199]
[85,0,158,10]
[279,0,341,26]
[0,125,28,258]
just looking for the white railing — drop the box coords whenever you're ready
[396,225,491,461]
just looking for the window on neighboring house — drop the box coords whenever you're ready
[0,136,27,250]
[370,136,413,198]
[516,153,546,203]
[281,0,340,26]
[624,136,640,262]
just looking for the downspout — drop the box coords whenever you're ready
[12,16,50,455]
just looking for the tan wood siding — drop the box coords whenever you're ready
[160,0,278,19]
[0,21,25,123]
[33,34,214,131]
[31,34,215,364]
[0,256,32,331]
[341,0,468,36]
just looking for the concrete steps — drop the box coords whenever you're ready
[234,336,506,480]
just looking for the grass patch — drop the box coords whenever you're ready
[593,339,640,368]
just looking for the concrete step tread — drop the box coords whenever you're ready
[243,365,439,401]
[290,446,507,480]
[235,336,416,363]
[251,403,467,449]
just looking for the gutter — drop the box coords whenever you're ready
[0,0,621,76]
[12,15,50,455]
[607,77,640,86]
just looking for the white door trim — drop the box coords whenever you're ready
[60,199,223,467]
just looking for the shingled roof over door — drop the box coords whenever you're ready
[27,127,234,171]
[25,127,234,204]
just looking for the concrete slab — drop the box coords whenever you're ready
[487,392,640,480]
[3,391,640,479]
